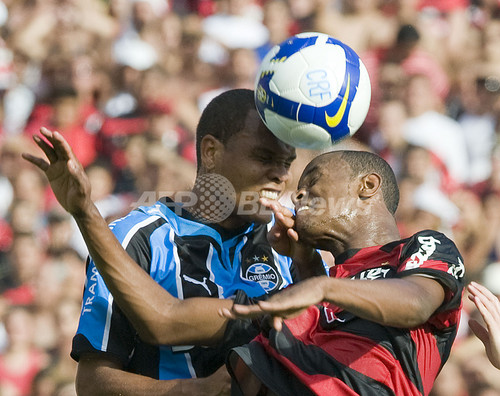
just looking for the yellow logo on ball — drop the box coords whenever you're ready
[325,75,350,128]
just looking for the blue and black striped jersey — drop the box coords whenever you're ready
[71,197,298,379]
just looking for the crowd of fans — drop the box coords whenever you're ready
[0,0,498,395]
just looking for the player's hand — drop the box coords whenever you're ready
[220,276,328,331]
[177,366,231,395]
[468,282,500,370]
[260,197,315,259]
[21,127,93,217]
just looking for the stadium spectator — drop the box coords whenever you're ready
[394,0,471,73]
[362,23,451,132]
[369,99,409,178]
[255,0,295,61]
[199,0,268,66]
[0,305,48,396]
[316,0,398,55]
[402,74,469,191]
[456,72,497,186]
[197,47,261,111]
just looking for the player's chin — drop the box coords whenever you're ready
[295,221,316,245]
[245,211,273,225]
[243,209,273,224]
[235,199,274,224]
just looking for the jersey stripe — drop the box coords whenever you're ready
[206,244,224,297]
[238,236,248,281]
[102,293,114,350]
[121,215,161,249]
[272,249,287,290]
[101,216,161,351]
[271,325,397,395]
[172,227,183,299]
[185,352,196,378]
[337,319,425,394]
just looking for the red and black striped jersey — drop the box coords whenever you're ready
[229,229,465,396]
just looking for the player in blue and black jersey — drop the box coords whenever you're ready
[23,89,326,394]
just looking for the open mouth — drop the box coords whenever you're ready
[260,190,280,200]
[296,205,311,213]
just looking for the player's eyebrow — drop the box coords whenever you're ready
[298,165,320,188]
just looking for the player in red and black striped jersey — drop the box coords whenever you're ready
[225,150,465,396]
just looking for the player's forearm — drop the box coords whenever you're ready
[319,276,445,328]
[73,204,230,345]
[77,358,229,396]
[77,365,179,395]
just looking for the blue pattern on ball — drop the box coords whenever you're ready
[255,34,362,144]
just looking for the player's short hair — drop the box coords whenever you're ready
[340,150,400,215]
[196,89,256,170]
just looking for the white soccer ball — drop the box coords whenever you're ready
[255,32,371,149]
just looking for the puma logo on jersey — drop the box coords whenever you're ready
[182,275,212,296]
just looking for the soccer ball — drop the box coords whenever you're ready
[255,32,371,150]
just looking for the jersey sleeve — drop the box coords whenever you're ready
[396,230,465,312]
[70,211,158,366]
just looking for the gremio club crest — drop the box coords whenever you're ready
[244,254,279,293]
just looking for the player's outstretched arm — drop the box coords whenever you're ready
[23,128,232,345]
[222,274,445,331]
[468,282,500,369]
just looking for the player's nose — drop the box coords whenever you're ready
[292,188,306,205]
[268,163,291,185]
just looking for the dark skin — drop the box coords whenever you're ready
[222,153,446,331]
[23,130,445,394]
[22,124,317,396]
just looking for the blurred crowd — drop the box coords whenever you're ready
[0,0,499,395]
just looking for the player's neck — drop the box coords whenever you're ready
[330,214,400,258]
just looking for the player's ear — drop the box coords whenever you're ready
[200,135,224,172]
[359,173,381,199]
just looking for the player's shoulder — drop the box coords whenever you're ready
[403,229,458,251]
[401,229,463,266]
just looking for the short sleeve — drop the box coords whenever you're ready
[397,230,465,311]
